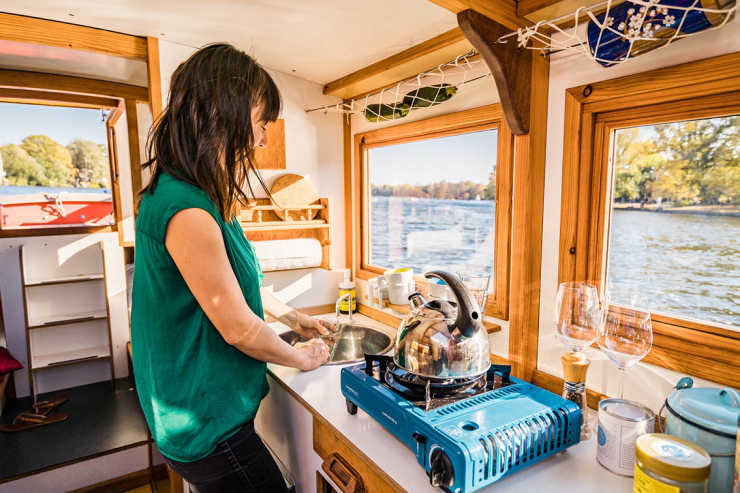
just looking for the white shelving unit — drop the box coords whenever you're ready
[19,243,115,401]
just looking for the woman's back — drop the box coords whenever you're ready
[131,172,268,462]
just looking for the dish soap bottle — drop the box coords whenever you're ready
[338,269,357,314]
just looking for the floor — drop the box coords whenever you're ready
[124,478,170,493]
[0,377,149,482]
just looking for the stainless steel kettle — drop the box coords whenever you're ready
[393,270,490,379]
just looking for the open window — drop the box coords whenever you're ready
[0,101,118,236]
[559,53,740,388]
[354,105,514,319]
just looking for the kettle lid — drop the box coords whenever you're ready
[666,377,740,438]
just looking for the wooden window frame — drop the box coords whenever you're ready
[558,51,740,388]
[0,70,148,239]
[352,104,514,320]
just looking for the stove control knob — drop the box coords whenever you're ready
[429,448,454,488]
[412,432,427,444]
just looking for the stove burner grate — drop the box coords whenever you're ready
[363,354,513,411]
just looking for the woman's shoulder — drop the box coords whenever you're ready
[137,172,222,242]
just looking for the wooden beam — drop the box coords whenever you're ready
[146,36,163,119]
[125,99,143,208]
[507,41,549,381]
[458,9,532,135]
[0,13,147,61]
[428,0,529,32]
[518,0,603,22]
[0,69,148,101]
[0,88,120,109]
[323,28,473,99]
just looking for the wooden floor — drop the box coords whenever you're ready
[124,478,170,493]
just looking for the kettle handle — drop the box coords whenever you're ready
[424,270,481,338]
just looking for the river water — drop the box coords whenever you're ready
[370,196,739,328]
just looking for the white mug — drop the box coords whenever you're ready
[387,282,411,305]
[384,268,414,295]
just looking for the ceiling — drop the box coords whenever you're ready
[0,0,459,85]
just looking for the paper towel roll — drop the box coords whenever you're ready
[251,239,322,272]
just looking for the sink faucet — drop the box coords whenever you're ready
[335,292,354,327]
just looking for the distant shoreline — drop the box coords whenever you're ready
[613,203,740,217]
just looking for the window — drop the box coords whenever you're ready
[354,105,513,319]
[608,118,739,328]
[0,102,116,235]
[559,52,740,389]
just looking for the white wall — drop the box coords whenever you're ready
[538,18,740,411]
[0,233,130,397]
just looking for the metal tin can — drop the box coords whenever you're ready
[597,398,655,476]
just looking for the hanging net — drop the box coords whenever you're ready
[306,51,493,122]
[499,0,737,66]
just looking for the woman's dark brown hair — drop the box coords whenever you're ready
[141,43,281,219]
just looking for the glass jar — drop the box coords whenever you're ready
[634,434,711,493]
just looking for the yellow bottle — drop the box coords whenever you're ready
[338,270,357,314]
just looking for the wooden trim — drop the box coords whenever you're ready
[428,0,530,31]
[0,69,148,101]
[323,28,472,99]
[68,464,168,493]
[353,105,513,320]
[507,50,549,382]
[125,99,143,210]
[558,52,740,388]
[0,13,147,61]
[0,88,120,109]
[343,108,354,272]
[146,37,163,119]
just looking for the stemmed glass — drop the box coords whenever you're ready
[598,306,653,399]
[555,282,606,438]
[457,272,491,313]
[555,282,605,353]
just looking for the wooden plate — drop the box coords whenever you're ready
[270,173,320,220]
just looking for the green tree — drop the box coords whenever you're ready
[481,166,497,201]
[67,139,110,188]
[21,135,75,187]
[0,144,49,186]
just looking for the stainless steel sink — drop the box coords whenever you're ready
[279,324,393,365]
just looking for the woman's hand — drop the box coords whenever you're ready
[293,312,337,339]
[294,339,330,371]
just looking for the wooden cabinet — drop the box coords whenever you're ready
[313,416,404,493]
[253,119,286,169]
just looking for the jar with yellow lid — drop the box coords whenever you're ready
[634,434,711,493]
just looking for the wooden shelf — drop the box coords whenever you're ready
[24,273,104,287]
[28,309,108,329]
[241,222,330,232]
[31,345,111,371]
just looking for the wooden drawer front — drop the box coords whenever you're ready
[313,416,404,493]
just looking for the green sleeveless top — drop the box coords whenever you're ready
[131,172,268,462]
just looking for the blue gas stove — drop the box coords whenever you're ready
[341,355,582,492]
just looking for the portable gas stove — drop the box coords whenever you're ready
[341,354,582,493]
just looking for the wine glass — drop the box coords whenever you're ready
[554,282,605,352]
[598,306,653,399]
[457,272,491,313]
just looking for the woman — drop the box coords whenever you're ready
[131,44,333,493]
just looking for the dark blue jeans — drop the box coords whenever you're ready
[164,422,291,493]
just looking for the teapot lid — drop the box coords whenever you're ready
[665,377,740,438]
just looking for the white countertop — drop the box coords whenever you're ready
[267,313,633,493]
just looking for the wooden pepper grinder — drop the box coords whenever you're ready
[561,352,591,439]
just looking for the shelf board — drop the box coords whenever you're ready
[31,345,111,371]
[241,222,330,231]
[28,309,108,329]
[24,273,104,287]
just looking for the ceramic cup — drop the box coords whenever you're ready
[388,282,411,305]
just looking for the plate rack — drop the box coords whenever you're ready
[239,197,331,270]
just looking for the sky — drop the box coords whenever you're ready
[369,128,498,186]
[0,102,108,147]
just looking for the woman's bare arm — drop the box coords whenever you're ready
[165,208,328,370]
[260,288,335,338]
